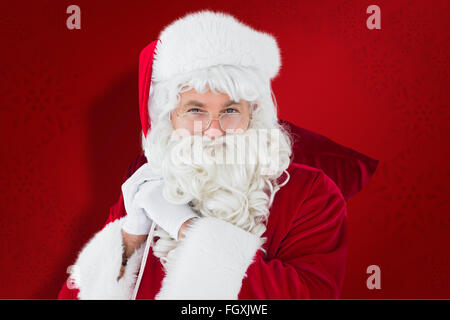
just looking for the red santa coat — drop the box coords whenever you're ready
[58,153,348,299]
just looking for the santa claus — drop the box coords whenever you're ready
[58,10,347,300]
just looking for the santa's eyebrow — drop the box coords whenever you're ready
[223,100,240,107]
[183,100,239,108]
[184,100,205,108]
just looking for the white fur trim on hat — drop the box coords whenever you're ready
[152,10,281,82]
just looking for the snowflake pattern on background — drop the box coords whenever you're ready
[0,55,82,157]
[327,0,366,43]
[390,3,435,51]
[408,251,450,297]
[0,151,50,214]
[430,45,450,84]
[0,3,36,51]
[365,146,450,240]
[391,76,450,145]
[348,37,405,98]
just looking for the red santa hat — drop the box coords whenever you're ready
[138,10,281,138]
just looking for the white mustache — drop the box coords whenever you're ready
[167,128,282,176]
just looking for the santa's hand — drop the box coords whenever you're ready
[121,163,162,235]
[134,179,198,241]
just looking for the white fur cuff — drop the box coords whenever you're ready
[156,217,264,299]
[69,217,145,300]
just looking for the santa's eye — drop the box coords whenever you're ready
[187,108,201,113]
[224,108,239,113]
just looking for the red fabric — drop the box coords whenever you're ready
[238,167,347,299]
[58,148,347,299]
[139,40,159,138]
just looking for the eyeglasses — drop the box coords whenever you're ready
[173,109,252,133]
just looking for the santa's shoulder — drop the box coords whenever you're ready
[276,161,345,205]
[266,162,346,240]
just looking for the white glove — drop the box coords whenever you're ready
[121,163,198,240]
[134,178,198,241]
[121,163,162,235]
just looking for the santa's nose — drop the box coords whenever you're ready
[204,120,224,138]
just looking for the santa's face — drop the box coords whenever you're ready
[143,83,291,242]
[170,88,253,137]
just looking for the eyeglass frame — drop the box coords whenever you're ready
[170,102,254,133]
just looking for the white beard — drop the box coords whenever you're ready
[144,121,291,268]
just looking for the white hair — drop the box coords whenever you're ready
[141,65,293,269]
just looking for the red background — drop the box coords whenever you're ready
[0,0,449,299]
